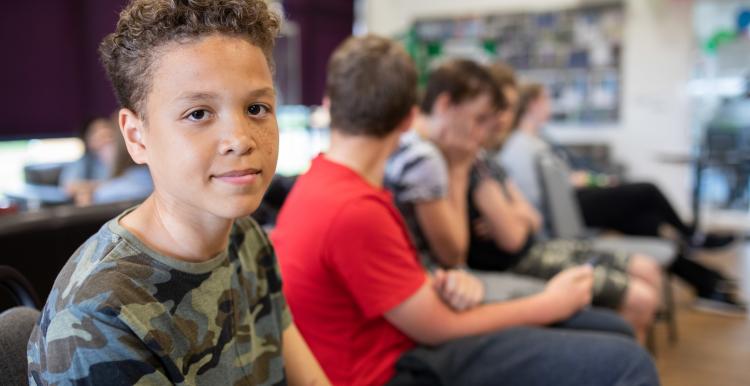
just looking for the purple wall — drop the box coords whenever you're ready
[285,0,353,106]
[0,0,126,139]
[0,0,352,139]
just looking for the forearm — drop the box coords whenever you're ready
[420,292,564,346]
[444,166,471,260]
[474,180,531,252]
[508,183,544,232]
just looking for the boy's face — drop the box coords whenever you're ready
[430,91,495,149]
[485,85,519,149]
[456,93,497,147]
[125,34,278,220]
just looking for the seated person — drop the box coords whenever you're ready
[500,82,746,313]
[60,116,153,206]
[384,60,660,342]
[272,34,659,386]
[27,1,329,385]
[502,83,733,249]
[87,128,153,205]
[59,117,118,202]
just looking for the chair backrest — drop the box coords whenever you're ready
[536,152,587,239]
[0,306,40,386]
[0,266,41,311]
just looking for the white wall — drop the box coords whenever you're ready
[366,0,697,219]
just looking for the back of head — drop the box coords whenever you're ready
[514,83,546,129]
[99,0,281,115]
[488,61,518,92]
[420,59,505,114]
[326,35,417,138]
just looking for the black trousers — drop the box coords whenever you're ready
[576,182,721,295]
[576,182,692,237]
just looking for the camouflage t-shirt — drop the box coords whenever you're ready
[27,209,292,386]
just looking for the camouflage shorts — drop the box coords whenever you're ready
[510,239,630,309]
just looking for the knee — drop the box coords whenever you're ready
[640,182,665,200]
[625,280,660,319]
[630,254,663,289]
[599,336,660,385]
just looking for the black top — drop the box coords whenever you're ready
[467,155,534,271]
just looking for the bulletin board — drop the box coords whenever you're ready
[404,3,625,126]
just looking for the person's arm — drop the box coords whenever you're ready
[432,268,484,311]
[472,177,534,252]
[505,180,543,232]
[282,323,331,386]
[28,306,172,385]
[385,265,593,346]
[414,165,471,266]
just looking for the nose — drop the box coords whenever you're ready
[218,113,256,156]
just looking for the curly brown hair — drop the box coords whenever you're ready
[99,0,281,115]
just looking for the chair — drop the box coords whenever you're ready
[0,266,42,386]
[535,152,678,349]
[0,307,40,386]
[0,266,41,310]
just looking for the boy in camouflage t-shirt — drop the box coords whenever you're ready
[27,1,330,385]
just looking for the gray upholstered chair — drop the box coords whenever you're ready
[535,152,679,350]
[0,265,42,386]
[0,306,40,386]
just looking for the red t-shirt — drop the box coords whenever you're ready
[272,155,426,386]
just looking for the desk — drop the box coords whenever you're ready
[658,151,750,230]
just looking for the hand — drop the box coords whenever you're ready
[64,181,98,206]
[430,106,481,168]
[433,269,485,312]
[542,265,594,320]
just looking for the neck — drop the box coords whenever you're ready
[324,128,401,188]
[412,114,430,140]
[518,116,540,136]
[120,194,234,262]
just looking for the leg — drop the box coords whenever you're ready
[552,307,635,338]
[388,327,660,386]
[628,253,663,294]
[619,278,660,344]
[577,182,692,237]
[668,254,721,296]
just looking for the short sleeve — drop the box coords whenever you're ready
[325,198,426,318]
[27,304,170,386]
[389,148,449,203]
[252,224,293,331]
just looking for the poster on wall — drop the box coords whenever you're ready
[405,4,624,127]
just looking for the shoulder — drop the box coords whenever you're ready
[324,194,412,255]
[386,133,449,202]
[388,132,446,175]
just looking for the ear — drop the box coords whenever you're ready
[119,108,148,165]
[432,92,452,116]
[321,96,331,110]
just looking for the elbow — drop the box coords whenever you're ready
[493,229,529,254]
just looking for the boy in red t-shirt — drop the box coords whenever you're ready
[272,35,659,386]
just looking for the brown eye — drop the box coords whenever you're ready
[248,104,268,116]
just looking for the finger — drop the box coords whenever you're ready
[445,271,457,294]
[433,269,446,288]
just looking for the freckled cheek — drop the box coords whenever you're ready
[255,125,279,166]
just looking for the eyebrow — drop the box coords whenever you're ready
[173,87,276,103]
